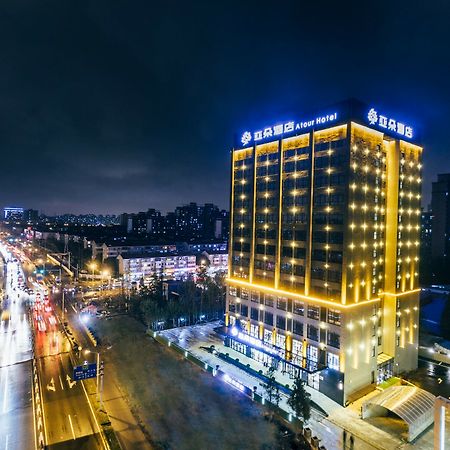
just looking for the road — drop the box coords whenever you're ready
[406,357,450,398]
[0,251,35,450]
[32,283,106,450]
[58,297,151,450]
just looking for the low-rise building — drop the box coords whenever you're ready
[201,250,228,272]
[117,252,197,284]
[92,241,177,261]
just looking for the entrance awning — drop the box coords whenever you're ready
[377,352,393,365]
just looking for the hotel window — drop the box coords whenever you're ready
[307,325,319,342]
[251,291,260,303]
[241,289,249,300]
[307,305,320,321]
[250,308,259,321]
[264,311,274,327]
[277,297,287,311]
[276,315,286,330]
[293,320,303,336]
[265,295,275,308]
[327,309,341,326]
[229,302,236,313]
[293,301,304,316]
[327,332,340,349]
[240,304,248,317]
[229,287,237,297]
[327,352,340,371]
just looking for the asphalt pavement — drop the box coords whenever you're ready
[33,283,105,450]
[0,251,35,450]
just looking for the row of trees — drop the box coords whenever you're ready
[261,364,311,424]
[128,269,226,331]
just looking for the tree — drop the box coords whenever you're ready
[260,365,281,420]
[287,376,311,423]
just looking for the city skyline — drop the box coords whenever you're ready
[0,1,448,213]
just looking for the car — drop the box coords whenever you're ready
[37,321,46,332]
[44,305,52,313]
[48,316,56,326]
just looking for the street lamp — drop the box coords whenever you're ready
[89,262,97,278]
[84,349,103,409]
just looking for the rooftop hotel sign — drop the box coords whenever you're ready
[238,103,416,148]
[367,108,413,139]
[240,112,338,147]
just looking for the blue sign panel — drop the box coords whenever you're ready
[73,362,97,381]
[234,99,420,149]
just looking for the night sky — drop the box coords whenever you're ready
[0,1,448,214]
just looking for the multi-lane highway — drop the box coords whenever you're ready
[32,276,106,449]
[0,251,35,450]
[0,240,108,450]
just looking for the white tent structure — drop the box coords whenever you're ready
[362,385,435,442]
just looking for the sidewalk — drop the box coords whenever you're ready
[101,358,152,450]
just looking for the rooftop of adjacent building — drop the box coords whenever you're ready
[118,251,197,260]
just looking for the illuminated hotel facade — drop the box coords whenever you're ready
[225,100,422,405]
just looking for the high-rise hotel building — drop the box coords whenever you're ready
[225,100,422,405]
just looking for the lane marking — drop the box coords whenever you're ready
[68,414,76,440]
[58,375,64,390]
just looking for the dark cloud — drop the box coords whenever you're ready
[0,0,448,213]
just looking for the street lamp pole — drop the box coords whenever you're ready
[96,351,100,400]
[59,266,66,321]
[85,349,102,407]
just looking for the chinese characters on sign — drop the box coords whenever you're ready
[367,108,413,139]
[241,112,338,147]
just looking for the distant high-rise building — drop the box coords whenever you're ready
[120,209,162,235]
[431,174,450,282]
[225,100,422,405]
[420,207,433,284]
[23,209,39,222]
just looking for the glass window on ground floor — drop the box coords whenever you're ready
[307,344,318,363]
[275,333,286,349]
[251,348,274,366]
[327,352,340,371]
[250,323,259,338]
[264,329,272,345]
[292,339,303,365]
